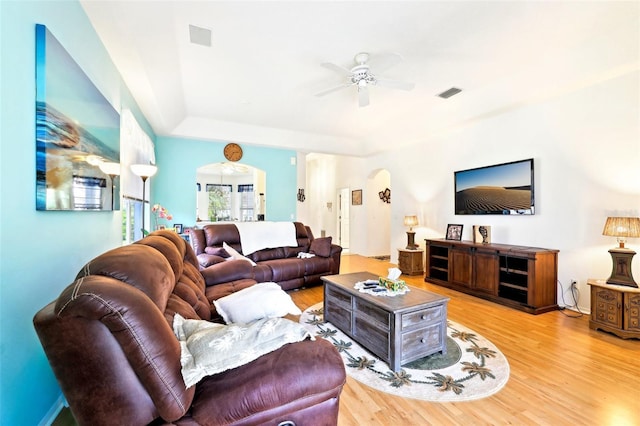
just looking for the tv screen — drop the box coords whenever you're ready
[454,158,534,215]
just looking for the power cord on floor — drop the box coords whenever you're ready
[558,279,584,318]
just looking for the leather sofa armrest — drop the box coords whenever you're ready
[329,244,342,275]
[200,259,255,286]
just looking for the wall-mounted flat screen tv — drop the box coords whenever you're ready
[454,158,534,215]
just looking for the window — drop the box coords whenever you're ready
[238,184,254,221]
[207,184,232,221]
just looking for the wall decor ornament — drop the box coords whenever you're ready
[352,189,362,205]
[473,225,492,244]
[379,188,391,203]
[297,188,306,202]
[35,24,120,211]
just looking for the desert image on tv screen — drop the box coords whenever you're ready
[455,160,533,215]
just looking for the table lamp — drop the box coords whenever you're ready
[404,215,419,250]
[602,216,640,287]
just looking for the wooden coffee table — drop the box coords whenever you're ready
[322,271,449,372]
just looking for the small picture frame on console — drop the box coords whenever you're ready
[446,224,463,241]
[473,225,491,244]
[174,223,183,234]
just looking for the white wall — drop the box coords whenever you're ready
[305,71,640,313]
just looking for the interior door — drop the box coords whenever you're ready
[338,188,349,250]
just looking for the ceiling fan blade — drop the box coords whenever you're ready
[358,86,370,107]
[366,52,403,74]
[376,78,415,91]
[315,83,353,97]
[320,62,353,76]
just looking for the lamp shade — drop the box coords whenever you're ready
[602,217,640,238]
[130,164,158,178]
[603,217,640,249]
[98,162,121,176]
[404,215,418,228]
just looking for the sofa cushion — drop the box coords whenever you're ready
[190,338,345,425]
[173,314,312,388]
[309,236,333,258]
[212,282,301,324]
[204,246,230,257]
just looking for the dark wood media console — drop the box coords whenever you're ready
[425,239,559,314]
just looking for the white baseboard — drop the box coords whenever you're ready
[38,394,66,426]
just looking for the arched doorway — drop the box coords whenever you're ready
[195,162,266,223]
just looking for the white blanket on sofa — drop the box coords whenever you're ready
[234,222,298,255]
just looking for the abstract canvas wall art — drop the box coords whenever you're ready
[35,24,120,211]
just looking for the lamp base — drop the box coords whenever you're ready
[606,248,638,288]
[406,231,418,250]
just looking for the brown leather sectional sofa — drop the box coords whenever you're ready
[189,222,342,306]
[33,230,346,425]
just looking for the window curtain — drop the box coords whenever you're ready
[120,109,155,200]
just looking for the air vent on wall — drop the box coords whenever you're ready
[189,24,212,47]
[437,87,462,99]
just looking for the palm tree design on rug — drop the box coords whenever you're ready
[305,307,500,395]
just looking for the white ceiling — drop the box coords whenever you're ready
[80,1,639,157]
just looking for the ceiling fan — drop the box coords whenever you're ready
[315,52,415,107]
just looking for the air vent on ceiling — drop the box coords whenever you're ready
[437,87,462,99]
[189,24,211,47]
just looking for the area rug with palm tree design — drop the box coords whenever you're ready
[300,303,509,402]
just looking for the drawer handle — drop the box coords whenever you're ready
[421,338,426,343]
[421,314,427,320]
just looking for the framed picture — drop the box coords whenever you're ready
[174,223,183,234]
[158,225,166,230]
[352,189,362,205]
[446,224,463,241]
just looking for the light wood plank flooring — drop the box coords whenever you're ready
[292,254,640,426]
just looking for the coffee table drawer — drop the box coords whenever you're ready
[354,316,389,359]
[326,303,352,332]
[402,322,444,360]
[402,305,444,329]
[326,285,352,308]
[355,298,390,329]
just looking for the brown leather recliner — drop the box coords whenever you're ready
[33,230,345,425]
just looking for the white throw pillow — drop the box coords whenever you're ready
[223,241,257,266]
[173,314,312,388]
[213,282,302,324]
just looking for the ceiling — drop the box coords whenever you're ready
[80,1,639,157]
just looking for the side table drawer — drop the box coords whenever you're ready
[593,288,622,328]
[402,306,444,329]
[402,322,444,361]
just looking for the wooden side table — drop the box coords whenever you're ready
[398,248,424,275]
[588,278,640,339]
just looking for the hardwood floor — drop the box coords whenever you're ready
[54,254,639,425]
[292,255,640,426]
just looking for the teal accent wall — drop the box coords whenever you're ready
[153,136,297,225]
[0,1,153,424]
